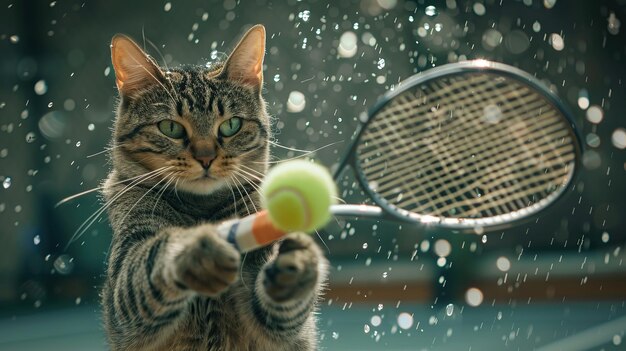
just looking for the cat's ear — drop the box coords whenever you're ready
[111,34,165,97]
[220,24,265,90]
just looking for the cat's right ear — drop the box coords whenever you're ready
[111,34,164,98]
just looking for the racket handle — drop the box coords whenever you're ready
[217,210,286,252]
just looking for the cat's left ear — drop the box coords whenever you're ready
[219,24,265,90]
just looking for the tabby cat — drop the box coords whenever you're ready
[101,25,327,350]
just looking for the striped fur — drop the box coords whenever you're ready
[102,25,327,350]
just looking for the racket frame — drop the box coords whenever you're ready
[332,60,583,231]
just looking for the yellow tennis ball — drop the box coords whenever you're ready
[261,160,337,233]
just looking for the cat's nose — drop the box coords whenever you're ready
[191,142,216,169]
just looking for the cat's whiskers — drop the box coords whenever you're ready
[233,166,264,184]
[239,252,250,291]
[66,166,172,249]
[232,172,261,197]
[314,229,331,254]
[228,175,250,216]
[151,171,180,218]
[173,178,184,205]
[119,171,173,228]
[56,169,154,207]
[86,141,132,159]
[252,140,344,164]
[224,180,238,215]
[231,175,257,214]
[237,164,266,179]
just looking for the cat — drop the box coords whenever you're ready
[101,25,328,350]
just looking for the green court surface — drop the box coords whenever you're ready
[1,302,624,350]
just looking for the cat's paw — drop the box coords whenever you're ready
[262,233,321,302]
[171,224,240,296]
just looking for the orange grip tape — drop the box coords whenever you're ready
[252,211,286,245]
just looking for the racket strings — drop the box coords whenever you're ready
[373,116,572,197]
[359,91,559,174]
[356,72,576,219]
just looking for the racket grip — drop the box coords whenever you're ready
[217,210,286,252]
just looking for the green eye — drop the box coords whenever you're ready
[219,117,242,137]
[157,120,186,139]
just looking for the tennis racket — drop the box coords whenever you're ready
[218,60,582,252]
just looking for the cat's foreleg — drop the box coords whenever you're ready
[252,233,327,337]
[104,223,240,349]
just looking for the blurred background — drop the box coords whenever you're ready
[1,0,625,350]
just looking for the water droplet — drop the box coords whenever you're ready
[2,177,12,189]
[362,242,368,249]
[397,312,413,329]
[287,91,306,113]
[273,74,280,82]
[425,5,438,17]
[377,303,384,311]
[465,287,483,307]
[481,235,487,243]
[586,106,604,124]
[446,303,454,316]
[47,102,53,108]
[602,232,610,243]
[53,254,74,275]
[25,132,36,143]
[75,297,82,305]
[376,58,386,69]
[34,80,47,95]
[298,10,310,22]
[39,111,68,139]
[104,66,111,76]
[33,235,40,245]
[434,239,451,257]
[64,99,76,111]
[428,315,438,325]
[543,0,557,9]
[473,3,486,16]
[496,256,511,272]
[613,334,622,346]
[585,133,601,148]
[497,311,503,320]
[75,141,81,147]
[371,315,382,326]
[532,21,541,32]
[364,324,370,333]
[611,128,626,149]
[549,33,565,51]
[164,2,171,11]
[482,29,503,49]
[331,331,339,339]
[608,12,621,35]
[338,31,358,58]
[9,35,19,43]
[87,123,95,131]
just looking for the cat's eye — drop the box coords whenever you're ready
[218,117,242,137]
[157,120,186,139]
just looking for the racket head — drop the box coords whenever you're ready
[342,60,582,231]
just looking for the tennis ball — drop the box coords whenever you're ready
[261,160,337,233]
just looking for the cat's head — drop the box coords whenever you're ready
[109,25,269,195]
